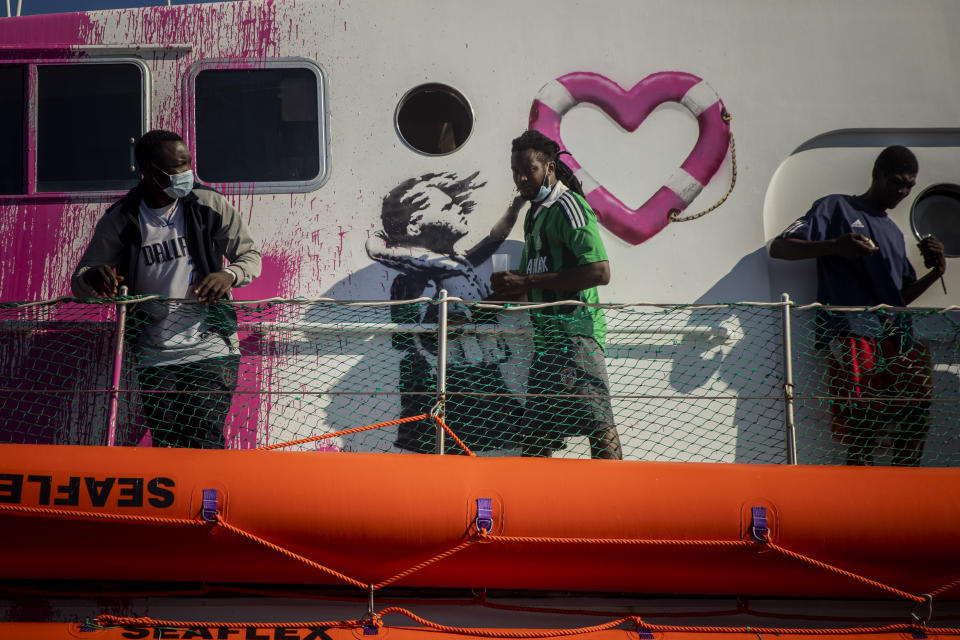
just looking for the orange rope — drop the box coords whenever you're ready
[481,533,927,605]
[95,610,633,637]
[93,608,960,637]
[766,542,925,603]
[474,591,742,619]
[482,533,755,548]
[3,502,934,607]
[0,503,206,527]
[435,414,475,456]
[930,575,960,598]
[0,501,481,592]
[374,606,633,637]
[213,514,367,589]
[0,499,947,613]
[254,413,475,455]
[372,538,479,589]
[215,512,482,591]
[255,414,430,450]
[637,620,950,635]
[95,615,362,629]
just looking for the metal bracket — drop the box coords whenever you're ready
[363,584,378,635]
[911,593,933,627]
[201,489,219,522]
[79,619,101,632]
[475,497,493,533]
[750,506,769,543]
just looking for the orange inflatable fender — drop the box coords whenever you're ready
[1,444,959,599]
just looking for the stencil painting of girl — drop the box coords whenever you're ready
[366,171,525,453]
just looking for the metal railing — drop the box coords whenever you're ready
[1,293,958,465]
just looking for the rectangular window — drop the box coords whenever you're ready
[193,63,327,190]
[0,66,25,195]
[36,63,143,192]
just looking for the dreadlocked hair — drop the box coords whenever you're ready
[511,130,583,196]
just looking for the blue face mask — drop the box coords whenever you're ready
[153,165,194,199]
[533,173,553,203]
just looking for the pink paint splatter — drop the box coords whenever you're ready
[0,1,336,450]
[240,251,299,301]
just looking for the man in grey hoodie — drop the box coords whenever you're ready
[72,129,261,448]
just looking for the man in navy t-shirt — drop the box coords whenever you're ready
[770,146,946,465]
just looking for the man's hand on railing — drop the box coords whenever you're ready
[82,265,125,297]
[194,271,235,303]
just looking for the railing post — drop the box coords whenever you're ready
[781,293,798,464]
[434,289,449,455]
[105,286,129,446]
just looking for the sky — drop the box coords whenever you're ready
[13,0,227,15]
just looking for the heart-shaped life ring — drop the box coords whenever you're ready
[529,71,731,245]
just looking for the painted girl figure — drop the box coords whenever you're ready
[365,171,525,453]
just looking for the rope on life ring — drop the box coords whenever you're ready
[670,119,736,223]
[529,71,733,245]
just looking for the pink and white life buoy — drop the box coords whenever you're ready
[529,71,731,245]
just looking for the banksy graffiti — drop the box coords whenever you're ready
[529,71,732,245]
[365,171,523,453]
[367,171,492,299]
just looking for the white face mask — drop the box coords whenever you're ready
[152,165,194,199]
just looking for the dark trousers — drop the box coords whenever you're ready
[828,337,932,466]
[137,355,239,448]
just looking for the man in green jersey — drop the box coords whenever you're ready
[491,131,621,459]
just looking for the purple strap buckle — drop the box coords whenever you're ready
[637,630,655,639]
[751,506,769,542]
[202,488,219,522]
[363,625,378,635]
[476,497,493,533]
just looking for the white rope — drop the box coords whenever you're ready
[7,296,960,315]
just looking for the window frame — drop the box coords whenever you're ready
[184,58,330,194]
[0,57,150,201]
[0,64,26,198]
[909,182,960,258]
[394,82,476,157]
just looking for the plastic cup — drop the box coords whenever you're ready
[491,253,510,273]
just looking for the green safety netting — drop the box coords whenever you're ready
[791,306,960,466]
[0,297,958,466]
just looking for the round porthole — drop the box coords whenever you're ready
[910,183,960,257]
[395,83,474,156]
